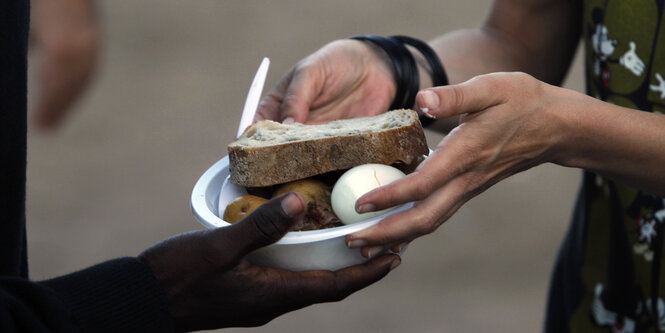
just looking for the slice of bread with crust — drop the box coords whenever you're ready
[228,109,429,187]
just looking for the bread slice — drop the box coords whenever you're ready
[228,109,429,187]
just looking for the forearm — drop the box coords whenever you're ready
[428,0,581,86]
[411,0,580,132]
[428,28,531,85]
[550,87,665,195]
[0,258,172,332]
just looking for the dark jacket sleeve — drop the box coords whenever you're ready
[1,1,172,331]
[0,258,173,333]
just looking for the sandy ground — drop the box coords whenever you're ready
[26,1,584,332]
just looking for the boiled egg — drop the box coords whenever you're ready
[331,164,406,224]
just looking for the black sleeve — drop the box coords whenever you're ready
[1,1,173,331]
[0,257,173,333]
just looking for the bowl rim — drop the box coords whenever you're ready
[190,156,413,245]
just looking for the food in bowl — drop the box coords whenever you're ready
[331,164,406,224]
[223,109,429,231]
[222,194,268,223]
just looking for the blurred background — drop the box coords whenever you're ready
[26,1,583,332]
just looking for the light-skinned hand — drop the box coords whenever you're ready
[346,72,567,257]
[30,0,101,130]
[255,39,396,125]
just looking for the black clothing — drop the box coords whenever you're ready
[1,0,30,280]
[0,1,172,331]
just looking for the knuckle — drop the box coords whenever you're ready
[475,73,501,89]
[282,94,302,111]
[248,207,284,243]
[414,211,437,235]
[413,172,435,201]
[449,85,466,111]
[507,72,533,91]
[371,223,394,245]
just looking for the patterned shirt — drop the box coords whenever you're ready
[546,1,665,332]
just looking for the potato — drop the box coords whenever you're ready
[273,179,329,204]
[223,194,268,223]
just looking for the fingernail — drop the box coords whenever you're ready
[347,239,368,248]
[390,258,401,270]
[420,108,436,119]
[281,193,303,217]
[418,90,440,111]
[356,203,376,214]
[395,242,407,253]
[282,117,295,124]
[366,246,384,259]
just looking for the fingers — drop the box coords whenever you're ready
[278,254,400,305]
[416,73,508,119]
[355,134,467,213]
[213,192,306,259]
[254,61,322,124]
[279,63,324,124]
[349,172,471,248]
[358,241,408,259]
[255,69,294,122]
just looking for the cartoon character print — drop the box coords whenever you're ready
[592,283,638,333]
[650,73,665,99]
[592,283,665,333]
[590,195,665,331]
[629,196,665,261]
[590,8,645,91]
[581,1,665,332]
[645,297,665,331]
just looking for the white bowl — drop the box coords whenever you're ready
[191,156,412,271]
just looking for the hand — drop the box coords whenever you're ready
[255,39,396,124]
[30,0,101,130]
[139,192,400,332]
[619,41,645,76]
[346,72,565,256]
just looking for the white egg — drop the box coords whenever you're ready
[331,164,406,225]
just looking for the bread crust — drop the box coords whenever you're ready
[228,111,429,187]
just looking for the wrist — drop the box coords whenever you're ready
[350,39,398,98]
[350,35,447,113]
[350,35,419,110]
[405,45,434,91]
[545,87,605,168]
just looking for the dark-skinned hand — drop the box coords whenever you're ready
[139,192,400,332]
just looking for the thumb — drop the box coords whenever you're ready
[629,41,636,52]
[415,74,505,119]
[216,192,306,259]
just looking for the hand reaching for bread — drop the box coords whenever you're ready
[254,39,396,125]
[346,73,566,257]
